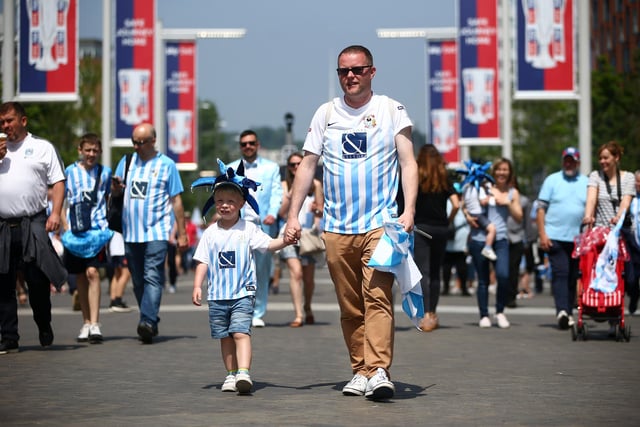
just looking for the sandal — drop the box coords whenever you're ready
[289,319,303,328]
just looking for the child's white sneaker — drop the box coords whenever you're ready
[221,374,237,392]
[481,246,497,261]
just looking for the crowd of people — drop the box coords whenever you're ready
[2,43,640,403]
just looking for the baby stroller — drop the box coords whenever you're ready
[571,225,631,341]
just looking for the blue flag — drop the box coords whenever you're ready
[368,222,424,329]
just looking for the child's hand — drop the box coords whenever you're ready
[192,287,202,306]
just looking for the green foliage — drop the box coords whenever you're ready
[591,53,640,172]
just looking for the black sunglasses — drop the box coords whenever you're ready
[131,137,152,146]
[240,140,258,148]
[336,65,372,77]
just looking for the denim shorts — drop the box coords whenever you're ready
[208,296,255,339]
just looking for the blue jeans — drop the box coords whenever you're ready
[252,222,277,320]
[547,240,578,316]
[469,239,509,318]
[125,241,168,327]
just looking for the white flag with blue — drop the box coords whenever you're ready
[368,222,424,329]
[591,211,626,293]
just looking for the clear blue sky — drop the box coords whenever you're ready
[79,1,456,140]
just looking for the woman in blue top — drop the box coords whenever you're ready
[464,158,522,328]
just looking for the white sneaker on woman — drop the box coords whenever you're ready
[479,316,492,328]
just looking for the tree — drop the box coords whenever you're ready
[592,53,640,171]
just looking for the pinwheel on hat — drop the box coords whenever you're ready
[453,159,495,193]
[191,159,261,221]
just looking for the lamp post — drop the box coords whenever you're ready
[281,112,297,165]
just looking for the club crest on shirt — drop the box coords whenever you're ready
[129,180,149,199]
[24,148,34,158]
[363,114,377,129]
[218,251,236,269]
[81,190,94,203]
[341,131,367,159]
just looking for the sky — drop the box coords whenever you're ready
[83,1,455,140]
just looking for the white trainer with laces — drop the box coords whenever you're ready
[77,324,90,342]
[89,323,103,343]
[221,374,237,392]
[495,313,510,329]
[365,368,395,400]
[342,374,368,396]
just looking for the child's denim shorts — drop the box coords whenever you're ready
[208,296,255,339]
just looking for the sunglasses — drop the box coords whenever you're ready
[288,162,300,167]
[336,65,372,77]
[240,140,258,148]
[131,137,152,146]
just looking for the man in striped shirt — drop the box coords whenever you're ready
[284,45,418,400]
[112,123,188,344]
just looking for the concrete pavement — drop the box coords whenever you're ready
[2,265,640,426]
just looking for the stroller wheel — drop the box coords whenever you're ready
[571,324,578,341]
[579,323,589,341]
[623,325,631,342]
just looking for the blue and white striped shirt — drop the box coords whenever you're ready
[114,152,184,242]
[193,219,273,300]
[303,94,413,234]
[227,156,283,225]
[64,162,112,230]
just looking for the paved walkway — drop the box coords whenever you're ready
[2,265,640,426]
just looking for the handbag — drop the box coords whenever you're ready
[299,227,325,256]
[69,165,103,234]
[107,154,132,233]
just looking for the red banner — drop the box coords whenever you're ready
[458,0,500,145]
[165,41,197,170]
[17,0,78,102]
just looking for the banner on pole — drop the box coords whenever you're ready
[458,0,500,145]
[515,0,576,99]
[114,0,156,140]
[165,41,198,171]
[17,0,78,102]
[428,39,459,164]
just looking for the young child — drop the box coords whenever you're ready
[192,164,289,394]
[463,180,497,261]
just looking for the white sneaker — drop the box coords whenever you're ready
[89,323,103,343]
[365,368,395,400]
[221,374,237,392]
[235,372,253,394]
[168,285,176,294]
[479,316,492,328]
[495,313,510,329]
[557,310,570,330]
[342,374,368,396]
[481,247,497,261]
[77,324,90,342]
[567,316,575,327]
[251,318,265,328]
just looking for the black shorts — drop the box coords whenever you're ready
[110,255,128,269]
[63,248,108,274]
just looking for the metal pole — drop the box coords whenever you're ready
[578,1,591,175]
[501,0,512,160]
[2,0,15,102]
[102,0,112,168]
[155,20,165,155]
